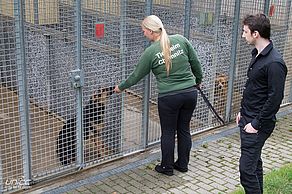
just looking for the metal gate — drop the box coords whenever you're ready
[0,0,291,192]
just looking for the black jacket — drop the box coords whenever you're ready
[239,41,287,133]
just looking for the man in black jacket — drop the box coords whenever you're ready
[236,13,287,194]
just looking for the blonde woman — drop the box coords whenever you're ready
[114,15,203,176]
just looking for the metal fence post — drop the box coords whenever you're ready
[184,0,192,39]
[225,0,241,122]
[33,0,39,25]
[214,0,222,39]
[263,0,271,16]
[287,0,292,103]
[15,0,32,185]
[285,1,292,33]
[212,0,223,124]
[120,0,127,151]
[75,0,84,168]
[0,153,3,193]
[141,0,153,149]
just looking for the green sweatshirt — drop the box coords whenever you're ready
[118,34,203,94]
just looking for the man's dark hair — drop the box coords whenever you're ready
[242,13,271,39]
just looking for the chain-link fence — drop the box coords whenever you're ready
[0,0,291,192]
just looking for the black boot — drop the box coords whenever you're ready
[174,162,188,172]
[155,165,174,176]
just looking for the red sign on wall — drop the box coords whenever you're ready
[95,23,105,39]
[269,4,275,17]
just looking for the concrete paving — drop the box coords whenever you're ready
[23,106,292,194]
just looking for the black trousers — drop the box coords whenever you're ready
[158,89,197,169]
[239,128,272,194]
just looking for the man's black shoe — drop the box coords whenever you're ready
[155,165,174,176]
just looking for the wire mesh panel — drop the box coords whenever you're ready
[232,1,266,121]
[118,0,149,153]
[0,1,25,192]
[3,0,81,183]
[22,0,79,177]
[233,0,292,120]
[187,0,231,132]
[80,0,123,165]
[268,0,292,105]
[78,0,148,165]
[142,0,187,144]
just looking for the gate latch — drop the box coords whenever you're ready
[70,69,84,88]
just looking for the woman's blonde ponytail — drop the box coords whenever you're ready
[160,27,171,75]
[142,15,172,75]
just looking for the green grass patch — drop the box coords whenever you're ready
[230,163,292,194]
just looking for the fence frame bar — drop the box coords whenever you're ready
[15,0,33,185]
[184,0,192,39]
[142,0,153,148]
[120,0,127,151]
[225,0,241,122]
[75,0,84,168]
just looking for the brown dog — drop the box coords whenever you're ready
[214,74,228,119]
[213,74,242,120]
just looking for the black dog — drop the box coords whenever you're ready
[56,86,114,166]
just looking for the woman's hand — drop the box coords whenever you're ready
[195,83,201,89]
[114,85,122,93]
